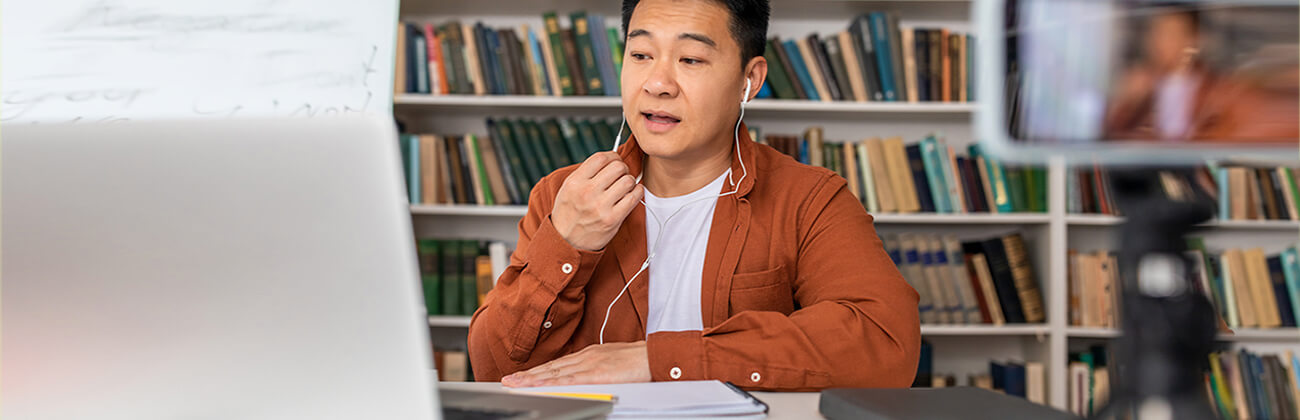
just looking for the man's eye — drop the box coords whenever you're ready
[631,53,649,60]
[681,58,702,65]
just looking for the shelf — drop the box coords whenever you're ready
[1067,327,1300,342]
[412,204,529,217]
[920,324,1050,336]
[411,205,1049,224]
[872,213,1050,225]
[1067,214,1300,230]
[395,94,975,114]
[429,316,472,328]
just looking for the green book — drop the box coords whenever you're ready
[465,134,496,206]
[535,119,572,169]
[574,119,603,158]
[1032,167,1048,212]
[504,119,546,187]
[438,239,460,315]
[1023,167,1040,213]
[417,239,441,316]
[762,39,798,99]
[460,240,480,316]
[1285,168,1300,218]
[569,11,605,95]
[592,120,616,154]
[1005,166,1027,212]
[542,12,576,96]
[488,119,533,201]
[522,120,556,174]
[919,136,951,213]
[607,27,624,77]
[556,118,589,163]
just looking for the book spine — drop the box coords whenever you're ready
[588,15,619,96]
[417,239,441,316]
[823,38,854,102]
[542,12,575,96]
[982,238,1028,323]
[857,142,879,212]
[773,39,808,99]
[906,144,935,212]
[487,131,522,204]
[466,134,495,205]
[920,137,951,213]
[868,13,897,101]
[1003,234,1046,323]
[851,16,882,101]
[809,35,843,101]
[460,241,479,316]
[570,11,604,95]
[439,239,460,315]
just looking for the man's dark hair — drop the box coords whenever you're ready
[621,0,770,66]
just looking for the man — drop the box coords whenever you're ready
[468,0,919,391]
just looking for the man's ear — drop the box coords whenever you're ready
[743,56,768,103]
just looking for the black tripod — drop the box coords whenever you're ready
[1091,169,1220,420]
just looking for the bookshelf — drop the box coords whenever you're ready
[399,0,1299,412]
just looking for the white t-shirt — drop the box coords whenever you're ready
[643,170,730,334]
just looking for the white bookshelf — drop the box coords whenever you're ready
[400,0,1299,411]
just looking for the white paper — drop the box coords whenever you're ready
[520,380,767,418]
[2,0,398,123]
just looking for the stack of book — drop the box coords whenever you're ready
[397,11,625,97]
[1067,163,1300,221]
[1068,345,1113,418]
[915,341,1047,404]
[760,15,974,102]
[398,117,619,205]
[1068,242,1300,330]
[433,348,471,382]
[882,232,1045,325]
[772,129,1047,214]
[1205,349,1300,420]
[416,239,510,318]
[398,11,974,103]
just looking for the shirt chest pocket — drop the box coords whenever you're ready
[727,264,795,316]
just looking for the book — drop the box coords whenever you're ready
[560,27,587,96]
[900,234,936,323]
[464,135,492,205]
[542,12,576,96]
[459,240,479,316]
[419,135,440,204]
[838,31,869,102]
[905,144,936,212]
[850,15,883,100]
[570,11,603,95]
[883,137,919,213]
[868,12,897,101]
[978,237,1027,323]
[588,14,619,96]
[857,142,880,212]
[1002,233,1045,323]
[919,136,951,213]
[886,13,907,103]
[477,136,513,205]
[900,27,919,102]
[822,37,854,102]
[417,239,442,316]
[914,28,930,101]
[394,24,408,95]
[1246,248,1283,327]
[865,138,896,212]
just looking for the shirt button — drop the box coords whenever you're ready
[543,321,553,329]
[750,372,761,382]
[669,367,682,380]
[561,263,574,274]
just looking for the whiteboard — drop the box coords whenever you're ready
[2,0,398,123]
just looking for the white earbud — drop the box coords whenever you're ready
[742,79,752,104]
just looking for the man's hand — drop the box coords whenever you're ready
[500,341,651,387]
[549,152,644,251]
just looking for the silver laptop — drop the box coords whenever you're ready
[2,116,609,420]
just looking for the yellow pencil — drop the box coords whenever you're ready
[526,391,618,402]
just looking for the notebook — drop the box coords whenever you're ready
[520,380,768,418]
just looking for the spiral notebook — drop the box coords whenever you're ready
[520,380,768,419]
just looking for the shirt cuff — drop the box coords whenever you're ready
[524,214,605,293]
[647,330,705,381]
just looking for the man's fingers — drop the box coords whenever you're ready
[590,159,631,191]
[600,174,637,203]
[573,151,619,179]
[611,184,645,217]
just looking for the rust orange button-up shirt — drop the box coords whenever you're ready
[468,125,920,391]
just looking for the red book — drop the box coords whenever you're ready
[424,23,450,95]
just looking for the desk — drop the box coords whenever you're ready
[438,382,822,420]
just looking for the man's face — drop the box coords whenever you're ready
[621,0,747,161]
